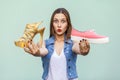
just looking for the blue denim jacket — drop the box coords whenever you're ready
[41,36,78,80]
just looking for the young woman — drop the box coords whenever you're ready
[24,8,90,80]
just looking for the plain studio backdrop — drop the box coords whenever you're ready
[0,0,120,80]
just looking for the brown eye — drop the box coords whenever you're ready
[53,19,58,23]
[61,20,66,23]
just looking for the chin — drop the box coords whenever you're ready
[57,33,64,36]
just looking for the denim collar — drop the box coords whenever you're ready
[48,36,72,45]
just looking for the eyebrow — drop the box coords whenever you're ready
[53,18,66,20]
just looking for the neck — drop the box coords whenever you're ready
[55,35,64,42]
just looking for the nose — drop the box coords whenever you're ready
[58,22,61,28]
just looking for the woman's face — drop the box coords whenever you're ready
[53,13,68,36]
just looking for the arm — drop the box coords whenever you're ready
[72,39,90,56]
[24,40,48,57]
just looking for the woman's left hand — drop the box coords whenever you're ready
[79,39,90,56]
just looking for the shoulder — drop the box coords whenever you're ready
[45,36,55,46]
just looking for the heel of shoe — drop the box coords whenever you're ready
[37,27,45,47]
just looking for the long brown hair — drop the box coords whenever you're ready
[49,8,72,40]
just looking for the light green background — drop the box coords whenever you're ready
[0,0,120,80]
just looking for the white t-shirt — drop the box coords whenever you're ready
[46,49,78,80]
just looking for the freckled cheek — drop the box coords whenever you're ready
[53,23,57,27]
[53,23,57,30]
[63,27,67,33]
[62,24,68,32]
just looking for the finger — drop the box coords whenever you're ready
[28,39,32,44]
[34,44,39,52]
[28,42,34,53]
[26,40,31,47]
[24,47,32,53]
[84,49,89,53]
[32,42,40,54]
[85,39,89,43]
[29,41,35,50]
[85,41,90,48]
[79,40,82,45]
[82,39,85,41]
[82,39,89,46]
[31,41,35,49]
[84,39,87,41]
[27,41,38,54]
[80,49,88,54]
[31,42,37,54]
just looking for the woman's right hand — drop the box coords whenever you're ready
[24,40,48,56]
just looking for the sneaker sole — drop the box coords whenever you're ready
[71,36,109,44]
